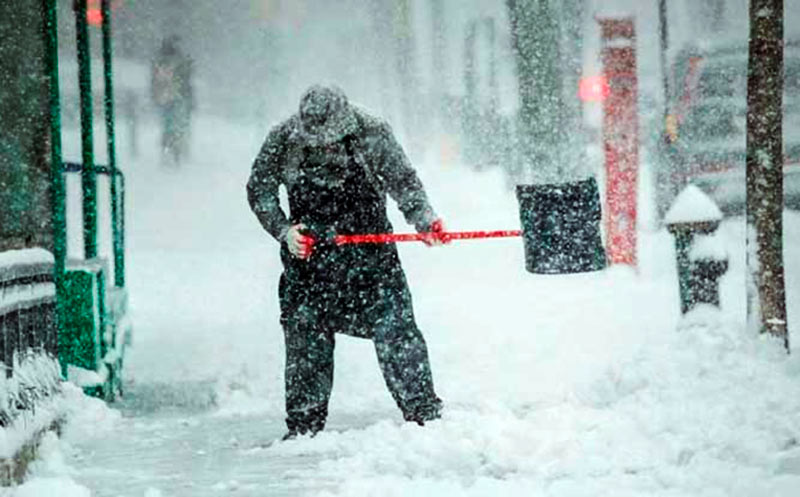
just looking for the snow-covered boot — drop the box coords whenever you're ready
[281,424,322,442]
[403,397,443,426]
[284,404,327,440]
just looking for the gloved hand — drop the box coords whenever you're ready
[287,224,315,259]
[422,218,450,247]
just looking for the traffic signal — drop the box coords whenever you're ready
[579,75,610,102]
[86,0,123,27]
[86,0,101,26]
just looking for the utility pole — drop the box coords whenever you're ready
[746,0,788,351]
[658,0,669,122]
[393,0,422,154]
[366,0,394,119]
[429,0,447,120]
[506,0,565,184]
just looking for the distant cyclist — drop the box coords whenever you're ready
[151,36,194,166]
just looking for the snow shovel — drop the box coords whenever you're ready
[333,177,606,275]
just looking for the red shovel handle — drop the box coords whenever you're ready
[334,230,522,245]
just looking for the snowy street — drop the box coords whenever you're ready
[4,0,800,495]
[12,112,800,496]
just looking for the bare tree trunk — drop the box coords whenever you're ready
[746,0,789,351]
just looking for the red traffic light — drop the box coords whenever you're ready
[579,75,610,102]
[87,7,102,26]
[86,0,124,26]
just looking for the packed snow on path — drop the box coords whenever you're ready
[11,114,800,497]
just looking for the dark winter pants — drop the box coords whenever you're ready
[279,264,440,433]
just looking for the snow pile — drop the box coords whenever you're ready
[11,433,90,497]
[0,354,62,459]
[66,365,106,389]
[258,164,800,495]
[8,384,120,496]
[12,475,91,497]
[9,432,91,497]
[58,383,122,442]
[271,310,800,497]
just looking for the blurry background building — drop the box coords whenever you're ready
[47,0,800,180]
[0,1,53,252]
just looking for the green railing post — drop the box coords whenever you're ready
[101,0,124,287]
[120,174,126,270]
[74,0,97,260]
[43,0,66,375]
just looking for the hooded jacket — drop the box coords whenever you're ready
[247,86,437,243]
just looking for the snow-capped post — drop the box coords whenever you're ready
[598,17,639,267]
[665,185,728,314]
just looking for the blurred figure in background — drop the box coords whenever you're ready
[151,35,194,166]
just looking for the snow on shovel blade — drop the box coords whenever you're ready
[515,177,607,274]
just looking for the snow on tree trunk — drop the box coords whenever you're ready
[746,0,789,351]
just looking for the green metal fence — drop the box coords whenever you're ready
[44,0,129,399]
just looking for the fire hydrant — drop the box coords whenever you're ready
[664,185,729,314]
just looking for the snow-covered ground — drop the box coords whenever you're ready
[9,112,800,496]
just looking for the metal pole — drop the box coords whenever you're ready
[101,0,124,287]
[658,0,669,121]
[74,0,97,260]
[393,0,422,154]
[429,0,447,118]
[43,0,66,371]
[505,0,565,182]
[486,17,499,112]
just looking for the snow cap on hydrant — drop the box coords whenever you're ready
[664,184,723,225]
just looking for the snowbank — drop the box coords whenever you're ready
[0,355,62,460]
[7,383,120,496]
[272,307,800,497]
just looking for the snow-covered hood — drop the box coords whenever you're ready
[294,85,359,147]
